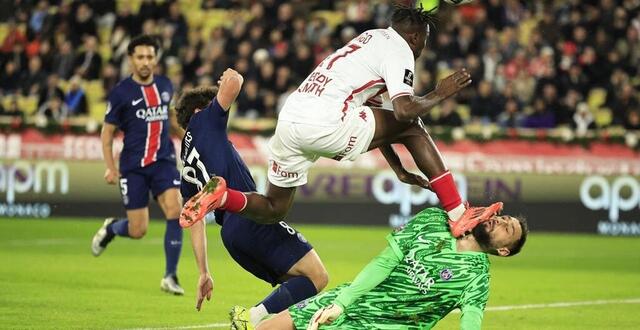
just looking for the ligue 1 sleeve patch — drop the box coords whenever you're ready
[403,69,414,86]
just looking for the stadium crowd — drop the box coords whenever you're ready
[0,0,639,132]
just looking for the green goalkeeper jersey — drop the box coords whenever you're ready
[290,208,490,329]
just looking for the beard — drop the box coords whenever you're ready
[471,222,493,250]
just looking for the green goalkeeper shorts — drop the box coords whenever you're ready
[288,285,419,330]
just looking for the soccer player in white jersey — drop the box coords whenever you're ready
[179,5,502,238]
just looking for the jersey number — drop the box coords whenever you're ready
[324,32,371,69]
[182,148,210,191]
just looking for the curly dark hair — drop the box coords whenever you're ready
[175,86,219,129]
[391,3,435,33]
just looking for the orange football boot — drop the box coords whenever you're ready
[179,176,228,228]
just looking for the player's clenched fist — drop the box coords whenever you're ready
[307,303,343,330]
[104,167,120,185]
[217,68,244,87]
[433,68,472,100]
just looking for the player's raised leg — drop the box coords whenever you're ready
[91,208,148,256]
[368,107,503,237]
[157,186,184,295]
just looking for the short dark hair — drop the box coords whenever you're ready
[127,34,159,55]
[508,216,529,256]
[175,86,219,129]
[391,4,434,33]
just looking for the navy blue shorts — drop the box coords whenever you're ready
[220,214,313,286]
[119,160,180,210]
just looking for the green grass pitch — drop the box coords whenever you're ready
[1,218,639,329]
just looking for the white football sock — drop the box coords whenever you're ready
[447,203,466,221]
[250,304,268,326]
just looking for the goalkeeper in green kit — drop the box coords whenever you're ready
[256,206,528,330]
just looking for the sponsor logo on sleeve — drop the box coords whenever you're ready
[403,69,414,86]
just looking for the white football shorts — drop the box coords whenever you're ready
[267,106,376,187]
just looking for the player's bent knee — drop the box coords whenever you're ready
[164,207,182,219]
[312,268,329,292]
[129,227,147,239]
[256,311,294,330]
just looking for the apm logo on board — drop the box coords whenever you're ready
[371,170,468,228]
[0,161,69,218]
[580,176,640,236]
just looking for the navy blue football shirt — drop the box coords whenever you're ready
[104,75,175,173]
[180,97,257,223]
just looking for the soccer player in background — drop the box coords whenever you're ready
[174,69,328,329]
[257,207,528,330]
[179,5,502,237]
[91,35,186,295]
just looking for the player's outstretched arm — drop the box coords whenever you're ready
[392,69,472,122]
[459,273,489,330]
[308,245,401,329]
[216,68,244,111]
[190,220,213,311]
[101,123,119,184]
[379,145,430,190]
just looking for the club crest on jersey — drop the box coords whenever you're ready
[403,69,414,86]
[295,300,309,309]
[439,268,453,281]
[136,105,169,121]
[161,91,171,103]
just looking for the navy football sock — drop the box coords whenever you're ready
[108,218,130,237]
[164,219,183,277]
[261,276,318,313]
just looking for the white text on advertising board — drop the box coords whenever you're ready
[0,161,69,218]
[580,176,640,235]
[371,170,468,228]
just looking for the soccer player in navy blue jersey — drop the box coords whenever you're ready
[91,35,187,295]
[175,68,328,329]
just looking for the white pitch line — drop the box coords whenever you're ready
[128,298,640,330]
[485,297,640,312]
[448,297,640,313]
[125,323,229,330]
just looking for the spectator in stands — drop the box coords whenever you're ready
[624,110,640,131]
[166,2,188,43]
[523,98,556,129]
[38,73,64,107]
[37,95,68,123]
[0,96,24,119]
[572,102,596,136]
[29,0,49,34]
[52,40,75,79]
[236,79,265,118]
[20,56,47,96]
[497,98,524,128]
[433,98,463,127]
[74,36,102,80]
[470,80,500,123]
[609,83,639,126]
[0,61,20,94]
[0,19,26,55]
[557,89,582,126]
[64,75,88,117]
[70,3,97,47]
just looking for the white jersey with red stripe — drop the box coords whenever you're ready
[104,75,175,173]
[278,27,415,125]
